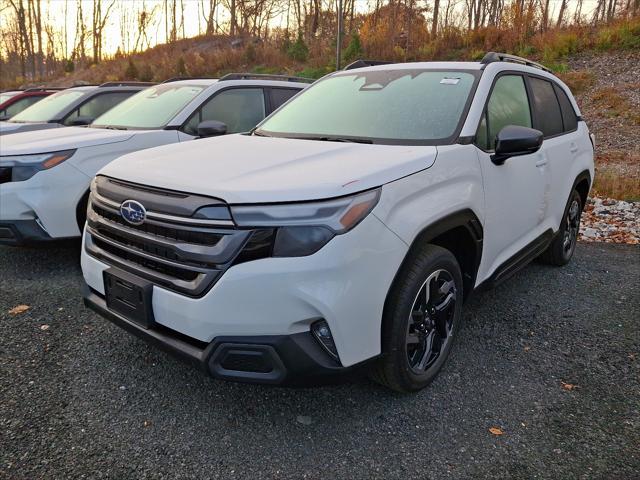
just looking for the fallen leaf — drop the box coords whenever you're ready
[524,346,531,352]
[143,420,152,427]
[489,427,504,436]
[561,382,578,391]
[8,305,30,315]
[40,324,50,331]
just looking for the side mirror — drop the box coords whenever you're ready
[491,125,543,165]
[70,116,94,126]
[197,120,227,138]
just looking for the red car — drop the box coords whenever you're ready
[0,88,63,121]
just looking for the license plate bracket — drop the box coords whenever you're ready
[104,268,155,328]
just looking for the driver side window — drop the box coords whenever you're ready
[184,88,266,136]
[477,75,532,151]
[63,92,133,125]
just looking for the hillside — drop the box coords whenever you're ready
[563,50,640,201]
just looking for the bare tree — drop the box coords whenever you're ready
[201,0,219,35]
[92,0,116,63]
[74,0,88,62]
[432,0,441,37]
[556,0,568,26]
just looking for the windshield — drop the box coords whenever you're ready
[0,92,21,104]
[10,89,86,122]
[257,70,478,144]
[92,84,206,129]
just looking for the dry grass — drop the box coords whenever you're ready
[558,71,595,94]
[593,151,640,201]
[591,87,637,122]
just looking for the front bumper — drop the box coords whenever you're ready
[0,161,90,240]
[83,282,362,385]
[0,219,54,245]
[81,213,409,370]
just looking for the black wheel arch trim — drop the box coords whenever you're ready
[571,169,592,206]
[555,169,591,235]
[385,208,484,308]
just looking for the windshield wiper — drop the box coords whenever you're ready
[308,136,373,144]
[101,125,128,130]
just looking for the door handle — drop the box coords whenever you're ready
[570,142,579,153]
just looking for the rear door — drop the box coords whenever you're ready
[526,75,581,230]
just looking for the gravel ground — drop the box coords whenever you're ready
[0,242,638,480]
[580,196,640,244]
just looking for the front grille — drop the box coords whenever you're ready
[93,237,199,281]
[92,203,223,246]
[85,175,257,297]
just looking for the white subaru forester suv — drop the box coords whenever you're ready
[81,54,594,392]
[0,75,307,245]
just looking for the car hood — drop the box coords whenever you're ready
[0,126,136,155]
[100,134,438,204]
[0,121,40,133]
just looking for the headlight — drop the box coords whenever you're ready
[231,188,381,257]
[0,150,76,182]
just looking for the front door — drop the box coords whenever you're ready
[474,73,549,281]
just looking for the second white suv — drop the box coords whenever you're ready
[0,76,308,244]
[81,54,594,391]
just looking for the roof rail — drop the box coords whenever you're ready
[161,76,216,83]
[218,73,314,84]
[480,52,552,73]
[98,81,156,87]
[23,87,66,92]
[343,59,393,70]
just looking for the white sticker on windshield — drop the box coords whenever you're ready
[440,77,460,85]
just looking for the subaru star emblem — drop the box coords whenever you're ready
[120,199,146,225]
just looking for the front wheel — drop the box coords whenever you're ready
[539,190,583,266]
[370,245,463,392]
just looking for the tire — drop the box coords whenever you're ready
[539,189,583,266]
[370,244,464,393]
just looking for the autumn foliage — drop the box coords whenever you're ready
[0,0,638,89]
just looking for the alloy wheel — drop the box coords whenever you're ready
[406,269,457,373]
[562,198,581,259]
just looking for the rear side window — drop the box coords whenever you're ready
[64,91,133,125]
[553,84,578,132]
[528,77,563,137]
[269,88,299,111]
[478,75,532,150]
